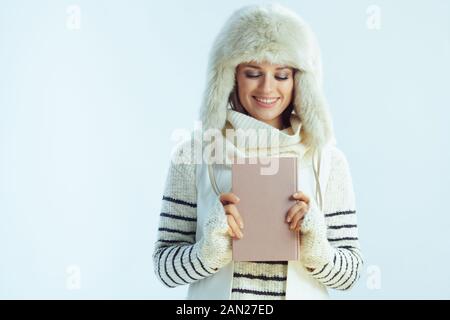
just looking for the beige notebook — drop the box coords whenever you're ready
[231,157,299,261]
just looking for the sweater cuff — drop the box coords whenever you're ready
[197,197,232,270]
[300,202,335,270]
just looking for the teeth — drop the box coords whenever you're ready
[254,97,279,104]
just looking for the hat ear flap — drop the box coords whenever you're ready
[293,71,335,149]
[200,63,236,131]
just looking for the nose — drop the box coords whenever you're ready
[259,74,276,94]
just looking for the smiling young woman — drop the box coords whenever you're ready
[230,62,297,130]
[153,3,363,300]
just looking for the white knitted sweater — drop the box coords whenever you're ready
[152,110,363,299]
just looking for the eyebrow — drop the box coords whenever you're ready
[242,64,291,70]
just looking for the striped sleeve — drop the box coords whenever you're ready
[152,140,219,288]
[309,147,364,290]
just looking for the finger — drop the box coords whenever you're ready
[290,211,306,230]
[224,204,244,229]
[294,219,304,232]
[286,201,305,223]
[227,226,235,238]
[292,191,310,204]
[227,215,243,239]
[220,192,240,205]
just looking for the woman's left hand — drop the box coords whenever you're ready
[286,191,310,232]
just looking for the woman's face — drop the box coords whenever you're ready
[235,61,294,129]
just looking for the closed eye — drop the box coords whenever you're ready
[245,73,290,81]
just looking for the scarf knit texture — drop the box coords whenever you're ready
[153,109,363,299]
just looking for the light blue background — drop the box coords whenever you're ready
[1,0,449,299]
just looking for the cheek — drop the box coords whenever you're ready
[279,81,294,99]
[237,78,257,98]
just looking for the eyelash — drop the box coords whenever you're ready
[245,74,290,81]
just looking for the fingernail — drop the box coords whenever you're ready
[293,192,299,197]
[239,231,243,238]
[240,222,244,229]
[236,196,240,202]
[286,217,291,223]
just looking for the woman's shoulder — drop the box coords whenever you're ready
[325,145,352,173]
[327,145,348,161]
[170,131,199,167]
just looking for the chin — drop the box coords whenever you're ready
[250,107,282,120]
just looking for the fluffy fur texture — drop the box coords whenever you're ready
[199,3,336,151]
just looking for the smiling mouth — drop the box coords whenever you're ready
[252,96,280,108]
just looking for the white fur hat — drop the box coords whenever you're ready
[199,3,336,150]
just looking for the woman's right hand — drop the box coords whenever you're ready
[219,192,244,239]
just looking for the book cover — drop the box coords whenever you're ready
[231,156,299,261]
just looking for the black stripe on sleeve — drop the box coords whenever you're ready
[157,239,193,245]
[322,251,344,284]
[311,262,329,277]
[180,246,199,282]
[158,227,196,236]
[231,288,285,297]
[327,250,350,287]
[196,253,215,275]
[335,250,355,289]
[348,247,364,263]
[328,237,359,242]
[163,246,184,286]
[337,246,364,267]
[156,247,175,288]
[325,210,356,218]
[343,251,361,290]
[316,254,339,281]
[327,224,357,230]
[171,246,189,284]
[160,212,197,222]
[313,252,337,278]
[163,196,197,208]
[233,272,287,281]
[187,246,209,278]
